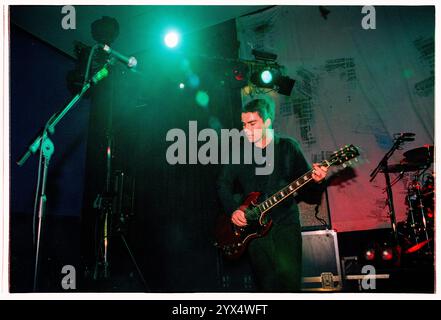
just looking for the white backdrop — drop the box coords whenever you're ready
[236,6,434,232]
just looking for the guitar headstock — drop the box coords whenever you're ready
[328,145,360,167]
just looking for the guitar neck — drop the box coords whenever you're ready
[258,168,317,214]
[243,144,359,221]
[245,160,330,221]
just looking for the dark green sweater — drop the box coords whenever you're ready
[217,135,324,225]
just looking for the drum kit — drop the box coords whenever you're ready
[386,145,435,257]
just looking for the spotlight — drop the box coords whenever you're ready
[381,248,394,261]
[261,70,273,84]
[250,67,295,96]
[242,50,296,96]
[230,62,249,89]
[364,249,376,261]
[232,63,249,81]
[179,83,185,89]
[164,31,180,48]
[250,68,280,88]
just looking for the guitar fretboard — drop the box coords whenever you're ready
[259,170,314,212]
[244,167,321,222]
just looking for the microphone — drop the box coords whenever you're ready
[395,132,415,142]
[399,132,415,137]
[101,44,137,68]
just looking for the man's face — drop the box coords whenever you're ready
[241,111,270,144]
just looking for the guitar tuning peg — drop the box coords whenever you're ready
[342,163,347,168]
[354,158,359,162]
[348,160,352,165]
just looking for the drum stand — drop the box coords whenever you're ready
[405,172,432,254]
[93,137,150,292]
[370,133,415,243]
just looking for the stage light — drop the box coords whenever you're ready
[250,68,279,88]
[261,70,273,84]
[381,248,394,261]
[230,62,249,89]
[164,31,180,48]
[233,63,249,81]
[250,67,295,96]
[179,83,185,89]
[364,249,376,261]
[233,69,245,81]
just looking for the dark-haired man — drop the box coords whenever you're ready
[217,98,328,292]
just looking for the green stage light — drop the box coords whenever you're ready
[250,68,278,88]
[164,31,180,48]
[261,70,273,84]
[250,67,295,96]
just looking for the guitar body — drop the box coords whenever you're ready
[214,192,273,260]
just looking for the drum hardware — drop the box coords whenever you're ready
[370,133,417,244]
[397,145,434,256]
[371,138,434,258]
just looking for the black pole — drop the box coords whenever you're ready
[383,169,398,243]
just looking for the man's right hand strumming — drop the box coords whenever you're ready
[231,209,247,227]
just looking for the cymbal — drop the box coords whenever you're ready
[405,238,432,254]
[404,145,434,164]
[381,162,429,173]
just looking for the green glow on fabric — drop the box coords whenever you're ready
[403,69,413,79]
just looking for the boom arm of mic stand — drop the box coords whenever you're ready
[16,65,109,167]
[369,137,411,182]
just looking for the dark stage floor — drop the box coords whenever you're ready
[9,214,434,293]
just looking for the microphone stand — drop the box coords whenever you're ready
[16,63,110,292]
[369,134,415,244]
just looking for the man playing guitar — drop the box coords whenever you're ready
[217,98,328,292]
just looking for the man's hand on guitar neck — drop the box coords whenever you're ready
[231,209,247,227]
[311,163,328,183]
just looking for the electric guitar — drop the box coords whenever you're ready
[214,144,359,260]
